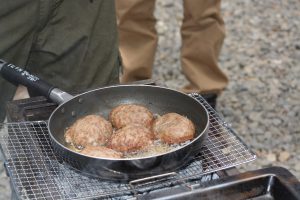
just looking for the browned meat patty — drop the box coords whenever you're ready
[153,113,195,144]
[109,124,153,152]
[65,115,113,148]
[109,104,154,129]
[80,145,122,158]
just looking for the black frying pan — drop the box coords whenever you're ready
[0,60,209,181]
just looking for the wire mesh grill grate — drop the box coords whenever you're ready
[0,94,256,199]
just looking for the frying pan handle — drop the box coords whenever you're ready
[0,59,73,104]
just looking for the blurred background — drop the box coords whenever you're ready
[0,0,299,198]
[153,0,300,178]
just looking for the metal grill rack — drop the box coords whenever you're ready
[0,94,256,199]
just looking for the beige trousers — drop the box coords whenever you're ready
[116,0,228,93]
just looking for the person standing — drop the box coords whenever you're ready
[116,0,228,106]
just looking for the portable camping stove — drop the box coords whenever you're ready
[0,94,256,199]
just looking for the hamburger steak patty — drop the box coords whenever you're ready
[109,124,153,152]
[109,104,154,129]
[65,115,113,148]
[81,146,122,158]
[153,113,195,144]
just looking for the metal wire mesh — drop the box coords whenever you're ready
[0,94,256,199]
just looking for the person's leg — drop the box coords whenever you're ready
[181,0,228,94]
[0,0,40,122]
[27,0,120,95]
[116,0,157,83]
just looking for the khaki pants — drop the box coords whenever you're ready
[0,0,120,122]
[116,0,228,93]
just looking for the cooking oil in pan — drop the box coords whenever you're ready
[65,137,191,159]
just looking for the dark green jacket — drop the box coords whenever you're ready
[0,0,120,122]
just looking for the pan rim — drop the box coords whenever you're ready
[48,84,210,161]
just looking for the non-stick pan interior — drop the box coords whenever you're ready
[49,85,208,149]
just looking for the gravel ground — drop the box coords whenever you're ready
[1,0,299,199]
[153,0,300,178]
